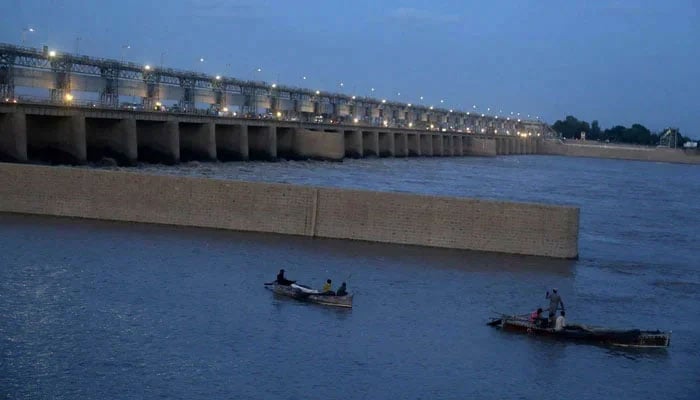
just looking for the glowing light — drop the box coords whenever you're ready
[200,58,205,62]
[223,107,229,112]
[64,93,74,102]
[449,109,453,113]
[383,120,388,127]
[276,111,282,118]
[429,106,434,110]
[144,65,151,70]
[315,90,320,95]
[271,83,277,88]
[381,99,386,103]
[420,96,424,100]
[155,102,162,107]
[481,128,485,133]
[408,122,413,128]
[430,124,434,129]
[215,75,221,80]
[353,118,359,123]
[407,103,412,107]
[48,50,56,57]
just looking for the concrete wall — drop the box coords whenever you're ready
[344,130,363,158]
[407,134,421,156]
[394,133,408,157]
[292,129,344,161]
[362,131,378,157]
[378,132,395,157]
[26,115,86,164]
[464,137,497,157]
[0,163,580,259]
[248,125,277,160]
[179,122,216,161]
[216,124,248,160]
[136,120,179,164]
[540,141,700,164]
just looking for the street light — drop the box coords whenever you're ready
[144,64,151,70]
[21,27,35,45]
[120,44,130,62]
[64,93,74,102]
[48,50,56,57]
[215,75,221,80]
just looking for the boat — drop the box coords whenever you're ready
[265,282,353,308]
[488,314,670,348]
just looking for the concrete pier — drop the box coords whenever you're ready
[276,127,295,159]
[179,122,216,161]
[394,133,408,157]
[420,134,433,156]
[454,135,464,156]
[216,124,248,160]
[85,117,137,165]
[362,130,379,157]
[26,115,86,164]
[464,137,497,157]
[0,112,27,162]
[432,135,443,156]
[248,125,277,160]
[378,131,395,157]
[407,134,421,156]
[292,128,344,161]
[344,130,363,158]
[136,120,179,164]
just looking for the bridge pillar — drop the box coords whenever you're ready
[26,115,86,164]
[276,127,295,159]
[407,133,421,156]
[344,129,363,158]
[419,134,432,156]
[394,132,408,157]
[180,122,216,161]
[0,111,27,162]
[378,131,394,157]
[85,117,137,165]
[136,120,179,164]
[464,137,497,156]
[216,124,248,161]
[362,130,378,157]
[455,135,464,156]
[293,128,344,161]
[507,137,515,154]
[495,137,503,155]
[432,134,443,156]
[248,125,277,160]
[443,135,453,156]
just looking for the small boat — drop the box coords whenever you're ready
[488,314,670,348]
[265,282,353,308]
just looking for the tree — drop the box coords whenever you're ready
[590,120,602,141]
[552,116,590,139]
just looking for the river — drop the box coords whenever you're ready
[1,155,698,399]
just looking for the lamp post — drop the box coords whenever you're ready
[120,44,130,63]
[21,27,35,45]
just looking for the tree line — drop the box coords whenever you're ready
[551,116,690,147]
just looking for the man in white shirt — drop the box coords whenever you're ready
[554,311,566,331]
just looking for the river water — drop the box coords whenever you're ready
[1,155,699,399]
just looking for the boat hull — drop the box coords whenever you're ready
[267,283,353,308]
[489,315,670,348]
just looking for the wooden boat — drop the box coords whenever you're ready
[488,314,670,348]
[265,282,353,308]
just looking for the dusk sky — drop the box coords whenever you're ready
[1,0,698,136]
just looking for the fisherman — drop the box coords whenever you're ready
[336,282,348,296]
[529,308,546,327]
[275,269,295,286]
[322,279,335,295]
[554,310,566,331]
[546,288,565,326]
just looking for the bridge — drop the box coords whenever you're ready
[0,43,548,165]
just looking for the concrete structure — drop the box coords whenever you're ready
[540,140,700,165]
[0,103,530,165]
[0,163,580,258]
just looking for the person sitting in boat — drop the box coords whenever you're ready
[276,269,295,286]
[529,308,547,327]
[336,282,348,296]
[546,288,565,325]
[321,279,335,295]
[554,311,566,331]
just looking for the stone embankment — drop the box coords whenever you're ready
[0,163,580,259]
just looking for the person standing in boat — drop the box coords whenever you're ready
[336,282,348,296]
[554,311,566,331]
[322,279,335,295]
[546,288,565,326]
[276,269,295,286]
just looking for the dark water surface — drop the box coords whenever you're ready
[2,155,699,399]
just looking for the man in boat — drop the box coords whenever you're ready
[336,282,348,296]
[321,279,335,295]
[529,308,547,328]
[546,288,565,326]
[554,311,566,331]
[276,269,295,286]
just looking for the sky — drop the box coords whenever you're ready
[1,0,698,136]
